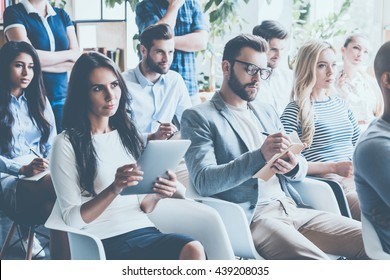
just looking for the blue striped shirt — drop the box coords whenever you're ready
[281,96,360,162]
[135,0,208,96]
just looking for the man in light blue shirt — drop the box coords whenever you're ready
[123,23,191,142]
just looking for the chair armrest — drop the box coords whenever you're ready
[45,201,106,260]
[148,198,235,260]
[291,177,341,215]
[309,177,352,218]
[193,196,263,259]
[361,215,390,260]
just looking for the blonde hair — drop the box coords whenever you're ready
[291,40,336,146]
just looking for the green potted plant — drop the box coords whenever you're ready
[289,0,352,67]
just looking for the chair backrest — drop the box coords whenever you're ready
[291,177,342,215]
[308,177,352,217]
[44,201,106,260]
[361,214,390,260]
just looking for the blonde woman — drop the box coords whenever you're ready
[281,40,361,220]
[336,33,383,129]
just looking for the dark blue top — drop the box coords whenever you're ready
[4,3,73,102]
[136,0,207,96]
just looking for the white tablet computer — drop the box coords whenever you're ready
[120,139,191,195]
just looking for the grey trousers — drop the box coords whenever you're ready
[250,197,367,260]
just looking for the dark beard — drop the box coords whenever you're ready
[145,54,169,75]
[228,69,258,102]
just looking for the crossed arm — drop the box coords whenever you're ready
[6,26,80,73]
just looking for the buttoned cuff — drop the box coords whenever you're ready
[284,164,299,179]
[8,162,22,177]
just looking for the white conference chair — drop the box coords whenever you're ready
[186,177,345,260]
[45,198,235,260]
[309,177,352,218]
[361,214,390,260]
[45,201,106,260]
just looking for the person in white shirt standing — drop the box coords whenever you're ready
[252,20,293,116]
[122,23,191,143]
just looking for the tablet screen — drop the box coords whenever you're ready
[120,140,191,195]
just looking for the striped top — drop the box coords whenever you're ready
[281,96,360,162]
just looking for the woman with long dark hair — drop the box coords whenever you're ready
[50,52,205,260]
[0,41,67,259]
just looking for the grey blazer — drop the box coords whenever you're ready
[181,92,308,221]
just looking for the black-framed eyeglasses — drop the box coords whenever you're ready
[233,59,272,80]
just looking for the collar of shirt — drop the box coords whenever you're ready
[21,0,56,17]
[134,63,166,88]
[10,91,27,104]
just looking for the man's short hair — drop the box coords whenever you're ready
[222,34,268,62]
[374,41,390,84]
[252,20,288,41]
[140,23,173,50]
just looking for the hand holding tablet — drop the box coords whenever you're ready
[120,140,191,195]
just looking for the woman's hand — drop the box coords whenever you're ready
[334,161,353,177]
[140,170,178,213]
[19,158,49,177]
[153,170,177,198]
[110,164,144,195]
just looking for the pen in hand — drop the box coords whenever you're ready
[261,132,270,136]
[29,148,41,158]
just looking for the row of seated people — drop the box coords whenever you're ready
[1,22,389,259]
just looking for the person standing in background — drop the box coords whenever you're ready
[336,33,383,130]
[4,0,81,132]
[252,20,293,116]
[135,0,208,106]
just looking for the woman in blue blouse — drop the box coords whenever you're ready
[0,41,67,259]
[4,0,80,132]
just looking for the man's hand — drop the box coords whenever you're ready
[150,122,178,140]
[271,151,298,175]
[260,132,291,162]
